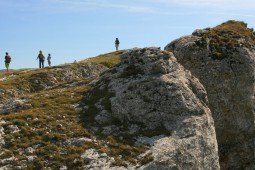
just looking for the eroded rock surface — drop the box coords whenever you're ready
[83,47,220,169]
[165,21,255,169]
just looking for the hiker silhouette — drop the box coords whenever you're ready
[37,50,45,68]
[4,52,11,73]
[47,53,51,67]
[115,38,120,51]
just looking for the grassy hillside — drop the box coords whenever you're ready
[0,51,148,169]
[80,50,122,68]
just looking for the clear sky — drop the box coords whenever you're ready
[0,0,255,69]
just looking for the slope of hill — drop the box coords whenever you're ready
[0,51,126,169]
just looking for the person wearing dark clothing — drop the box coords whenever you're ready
[47,53,51,67]
[37,50,45,68]
[115,38,120,51]
[4,52,11,73]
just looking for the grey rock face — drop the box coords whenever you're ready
[0,99,31,114]
[85,47,220,169]
[81,149,115,170]
[165,34,255,169]
[110,48,209,131]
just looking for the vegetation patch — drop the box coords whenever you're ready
[141,152,154,165]
[198,20,255,60]
[80,51,123,68]
[1,82,94,168]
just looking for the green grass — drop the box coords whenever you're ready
[81,50,123,68]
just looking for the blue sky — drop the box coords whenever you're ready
[0,0,255,69]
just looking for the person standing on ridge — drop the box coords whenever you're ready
[115,38,120,51]
[47,53,51,67]
[37,50,45,68]
[4,52,11,73]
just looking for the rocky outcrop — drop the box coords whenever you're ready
[0,98,32,114]
[165,21,255,169]
[83,47,220,169]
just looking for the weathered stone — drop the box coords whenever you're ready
[0,119,6,147]
[64,137,92,146]
[0,99,29,114]
[0,156,16,165]
[27,156,37,162]
[165,22,255,169]
[6,125,20,133]
[85,47,220,169]
[25,147,35,155]
[59,166,68,170]
[81,149,117,170]
[135,135,165,146]
[192,28,210,36]
[101,125,120,135]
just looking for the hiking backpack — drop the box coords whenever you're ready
[5,56,11,63]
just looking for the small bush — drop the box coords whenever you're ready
[0,150,13,159]
[141,153,154,165]
[26,158,45,169]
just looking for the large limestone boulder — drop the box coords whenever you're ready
[165,20,255,169]
[83,47,220,169]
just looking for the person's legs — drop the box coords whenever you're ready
[115,44,119,51]
[42,61,44,68]
[39,61,41,68]
[5,63,9,73]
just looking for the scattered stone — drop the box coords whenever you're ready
[6,125,20,133]
[64,137,92,146]
[0,119,5,146]
[27,156,37,162]
[192,28,210,36]
[0,99,30,114]
[25,147,35,155]
[59,166,68,170]
[0,156,16,165]
[81,149,117,170]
